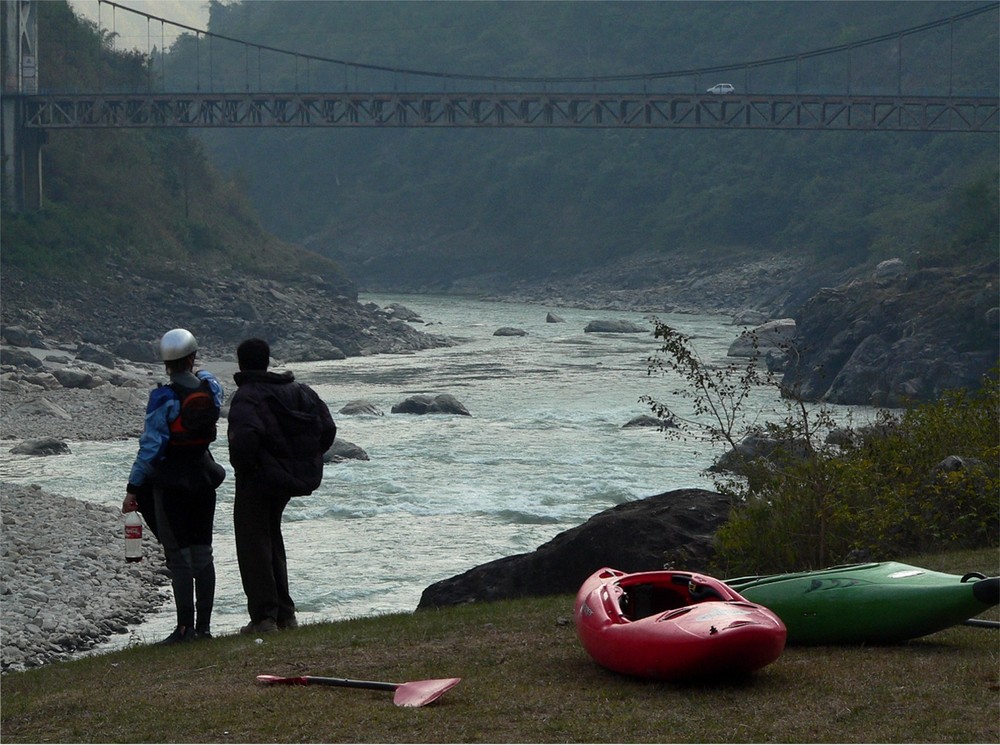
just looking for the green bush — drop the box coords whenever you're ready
[712,374,999,576]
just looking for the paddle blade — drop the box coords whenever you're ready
[392,677,462,707]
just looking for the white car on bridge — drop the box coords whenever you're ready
[707,83,735,94]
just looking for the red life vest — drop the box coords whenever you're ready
[167,380,219,450]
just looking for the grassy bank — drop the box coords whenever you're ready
[2,548,997,743]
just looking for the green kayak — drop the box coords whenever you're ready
[725,562,998,645]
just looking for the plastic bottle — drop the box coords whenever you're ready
[124,511,143,562]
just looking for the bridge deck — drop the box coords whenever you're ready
[18,91,1000,132]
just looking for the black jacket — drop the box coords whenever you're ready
[227,370,337,496]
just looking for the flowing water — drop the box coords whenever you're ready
[0,294,873,650]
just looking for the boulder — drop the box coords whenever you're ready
[52,368,101,390]
[383,303,423,322]
[10,438,71,456]
[727,318,796,358]
[2,326,46,348]
[391,394,471,416]
[622,415,676,429]
[493,327,527,337]
[731,309,769,326]
[417,489,731,609]
[1,348,43,369]
[338,399,384,416]
[19,372,62,390]
[75,344,115,370]
[114,340,159,364]
[712,432,812,474]
[323,439,370,462]
[584,319,647,333]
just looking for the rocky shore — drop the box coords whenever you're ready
[1,482,169,672]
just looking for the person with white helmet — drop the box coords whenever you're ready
[122,328,225,645]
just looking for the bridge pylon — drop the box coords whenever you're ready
[2,0,42,213]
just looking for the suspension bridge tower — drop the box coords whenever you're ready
[2,0,42,212]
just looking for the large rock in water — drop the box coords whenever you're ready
[584,319,647,333]
[417,488,730,609]
[391,394,471,416]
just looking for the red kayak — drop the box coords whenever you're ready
[574,568,787,681]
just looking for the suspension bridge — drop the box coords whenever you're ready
[2,0,998,211]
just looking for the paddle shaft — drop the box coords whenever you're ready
[963,618,1000,629]
[259,674,398,691]
[304,676,398,691]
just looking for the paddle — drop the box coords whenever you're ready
[255,673,461,707]
[962,619,1000,629]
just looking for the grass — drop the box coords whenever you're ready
[2,548,998,743]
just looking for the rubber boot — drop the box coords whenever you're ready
[191,544,215,639]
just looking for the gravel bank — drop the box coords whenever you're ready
[1,482,169,673]
[0,353,242,673]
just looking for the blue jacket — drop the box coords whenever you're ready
[127,369,224,490]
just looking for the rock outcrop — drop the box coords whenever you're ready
[783,260,998,405]
[1,266,452,368]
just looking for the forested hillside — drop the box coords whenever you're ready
[157,1,998,292]
[0,0,353,296]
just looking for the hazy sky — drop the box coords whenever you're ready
[68,0,214,51]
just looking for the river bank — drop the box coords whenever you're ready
[0,482,169,672]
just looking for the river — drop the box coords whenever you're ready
[0,293,871,650]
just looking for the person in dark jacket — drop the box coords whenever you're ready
[228,338,336,634]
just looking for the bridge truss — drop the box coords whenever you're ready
[21,91,999,133]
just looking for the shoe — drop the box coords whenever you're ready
[158,625,196,646]
[195,628,213,640]
[240,618,278,635]
[277,615,298,630]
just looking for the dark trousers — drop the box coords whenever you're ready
[152,483,216,632]
[233,474,295,625]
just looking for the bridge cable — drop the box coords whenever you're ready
[95,0,998,87]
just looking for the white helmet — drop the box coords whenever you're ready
[159,328,198,362]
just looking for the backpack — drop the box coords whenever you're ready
[259,384,331,496]
[167,379,219,450]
